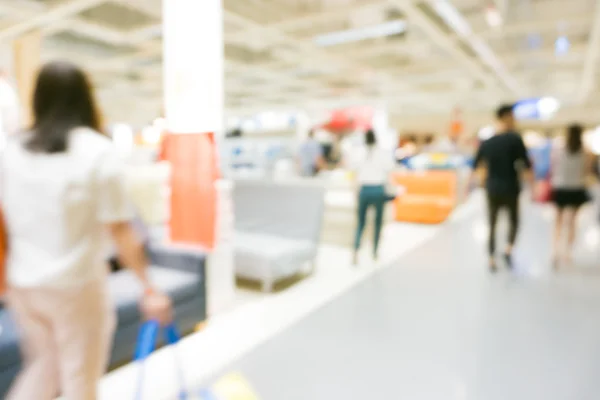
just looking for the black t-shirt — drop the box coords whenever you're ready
[473,131,532,195]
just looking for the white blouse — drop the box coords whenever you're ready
[350,147,395,185]
[3,128,134,288]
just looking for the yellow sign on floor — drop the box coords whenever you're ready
[201,373,260,400]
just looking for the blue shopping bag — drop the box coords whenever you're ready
[134,321,259,399]
[134,321,187,400]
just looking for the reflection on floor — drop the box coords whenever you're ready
[100,191,600,399]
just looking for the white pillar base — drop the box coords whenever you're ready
[206,179,236,315]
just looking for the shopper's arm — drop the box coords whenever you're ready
[97,150,172,325]
[108,222,151,290]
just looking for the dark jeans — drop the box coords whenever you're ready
[354,185,386,256]
[486,192,520,255]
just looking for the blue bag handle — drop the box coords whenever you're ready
[134,321,187,400]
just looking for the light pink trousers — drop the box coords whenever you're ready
[6,278,116,400]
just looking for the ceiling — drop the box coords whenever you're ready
[0,0,599,131]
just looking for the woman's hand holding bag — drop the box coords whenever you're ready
[140,289,173,326]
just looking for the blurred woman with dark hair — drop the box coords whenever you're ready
[3,61,172,399]
[550,123,594,267]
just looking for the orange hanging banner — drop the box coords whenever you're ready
[160,132,219,250]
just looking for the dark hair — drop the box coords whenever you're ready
[496,104,514,120]
[28,61,102,153]
[566,124,583,154]
[365,129,376,146]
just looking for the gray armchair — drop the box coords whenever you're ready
[233,179,325,291]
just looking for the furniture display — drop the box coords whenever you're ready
[233,179,325,291]
[392,170,457,224]
[0,244,207,398]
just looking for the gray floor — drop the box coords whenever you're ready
[216,200,600,400]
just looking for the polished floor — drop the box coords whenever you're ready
[99,192,600,399]
[210,196,600,400]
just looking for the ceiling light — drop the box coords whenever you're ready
[555,36,570,55]
[433,0,519,93]
[514,97,560,120]
[538,96,560,118]
[314,20,407,47]
[485,5,503,28]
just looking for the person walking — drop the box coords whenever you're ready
[351,130,395,265]
[297,129,324,177]
[2,61,172,400]
[550,124,593,267]
[470,104,533,272]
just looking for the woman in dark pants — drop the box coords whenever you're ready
[351,130,395,265]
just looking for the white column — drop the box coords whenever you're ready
[209,180,236,315]
[163,0,224,135]
[163,1,234,316]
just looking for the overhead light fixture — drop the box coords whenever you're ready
[485,5,503,28]
[434,0,519,93]
[433,0,472,36]
[555,35,570,55]
[513,97,561,120]
[537,96,560,118]
[314,20,407,47]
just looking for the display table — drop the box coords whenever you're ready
[392,170,458,224]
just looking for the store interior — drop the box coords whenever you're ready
[0,0,600,399]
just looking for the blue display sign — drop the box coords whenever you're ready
[513,97,560,120]
[513,98,541,120]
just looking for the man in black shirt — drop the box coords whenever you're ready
[471,104,533,272]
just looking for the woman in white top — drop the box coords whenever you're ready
[351,130,395,264]
[550,124,593,266]
[3,62,172,399]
